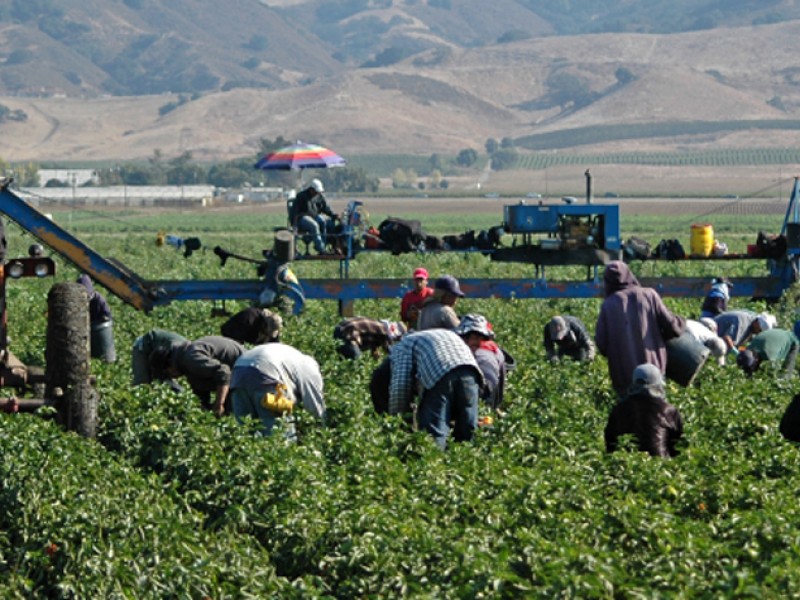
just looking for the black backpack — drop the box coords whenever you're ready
[378,218,426,255]
[757,231,787,259]
[653,239,686,260]
[443,230,476,250]
[476,226,505,251]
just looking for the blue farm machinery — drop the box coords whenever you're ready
[1,173,800,436]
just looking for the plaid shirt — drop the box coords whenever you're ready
[388,329,482,415]
[334,317,397,352]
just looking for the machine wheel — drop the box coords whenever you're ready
[45,282,97,438]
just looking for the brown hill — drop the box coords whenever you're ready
[2,21,800,162]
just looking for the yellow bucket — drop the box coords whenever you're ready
[690,223,714,257]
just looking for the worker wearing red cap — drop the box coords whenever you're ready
[400,267,433,330]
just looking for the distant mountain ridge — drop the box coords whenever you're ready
[1,1,800,161]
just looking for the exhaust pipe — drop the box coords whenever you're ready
[585,169,592,204]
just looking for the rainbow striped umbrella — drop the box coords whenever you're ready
[254,141,346,171]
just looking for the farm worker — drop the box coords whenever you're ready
[149,335,245,417]
[699,277,731,319]
[736,328,799,378]
[685,318,728,366]
[400,267,434,330]
[385,328,483,449]
[76,274,116,363]
[332,316,406,359]
[290,178,338,254]
[230,343,326,438]
[455,314,515,412]
[595,261,685,399]
[131,328,187,391]
[369,356,392,414]
[220,306,283,345]
[714,310,775,353]
[779,392,800,442]
[604,364,684,458]
[416,274,464,331]
[544,315,596,363]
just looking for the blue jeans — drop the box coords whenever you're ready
[298,214,332,253]
[417,366,480,449]
[232,386,296,440]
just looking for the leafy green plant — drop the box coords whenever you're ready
[2,207,800,595]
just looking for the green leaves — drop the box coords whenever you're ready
[3,219,800,595]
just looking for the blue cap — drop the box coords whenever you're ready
[434,275,464,297]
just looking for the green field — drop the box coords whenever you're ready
[1,207,800,597]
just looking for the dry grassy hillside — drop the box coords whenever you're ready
[2,22,800,163]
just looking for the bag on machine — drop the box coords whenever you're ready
[653,239,686,261]
[378,217,427,254]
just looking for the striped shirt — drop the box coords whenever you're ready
[334,317,391,352]
[388,329,482,415]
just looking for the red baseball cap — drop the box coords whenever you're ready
[413,268,429,279]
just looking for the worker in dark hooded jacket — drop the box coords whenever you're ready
[604,363,684,458]
[77,273,116,363]
[595,261,685,398]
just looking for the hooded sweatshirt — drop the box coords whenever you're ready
[77,274,113,324]
[604,383,683,457]
[595,261,685,397]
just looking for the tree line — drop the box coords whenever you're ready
[3,136,508,193]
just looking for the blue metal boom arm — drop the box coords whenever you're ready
[0,184,305,313]
[0,185,159,311]
[0,184,795,313]
[298,275,786,302]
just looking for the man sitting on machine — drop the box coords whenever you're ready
[289,179,340,255]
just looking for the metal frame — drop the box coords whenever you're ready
[1,179,799,316]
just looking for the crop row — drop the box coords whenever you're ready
[514,120,800,151]
[2,217,800,595]
[0,413,291,597]
[514,148,800,170]
[74,294,800,594]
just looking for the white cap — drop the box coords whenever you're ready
[699,317,717,333]
[756,312,776,331]
[310,178,324,193]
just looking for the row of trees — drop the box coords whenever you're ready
[49,137,380,193]
[92,148,381,193]
[3,135,520,192]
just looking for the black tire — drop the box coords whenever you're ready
[46,282,97,438]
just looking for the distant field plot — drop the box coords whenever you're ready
[515,120,800,153]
